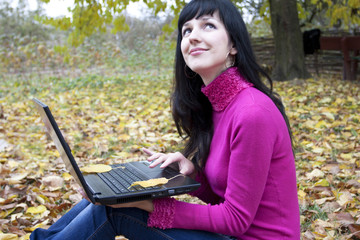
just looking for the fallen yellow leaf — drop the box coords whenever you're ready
[314,179,330,187]
[26,205,47,215]
[24,219,50,232]
[0,208,15,218]
[19,233,31,240]
[311,147,324,154]
[340,153,352,160]
[36,195,46,205]
[80,164,112,173]
[315,120,328,129]
[129,177,168,188]
[62,172,72,181]
[298,190,306,199]
[0,233,18,240]
[7,160,19,168]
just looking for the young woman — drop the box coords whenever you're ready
[30,0,300,239]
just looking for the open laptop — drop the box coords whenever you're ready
[33,98,200,205]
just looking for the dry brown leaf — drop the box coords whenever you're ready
[42,176,64,191]
[328,212,355,226]
[314,219,334,229]
[306,169,325,180]
[314,197,335,205]
[349,224,360,238]
[6,173,28,184]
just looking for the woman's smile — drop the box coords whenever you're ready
[180,12,237,85]
[189,47,208,56]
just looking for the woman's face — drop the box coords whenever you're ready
[180,11,237,85]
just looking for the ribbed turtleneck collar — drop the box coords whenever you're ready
[201,67,253,112]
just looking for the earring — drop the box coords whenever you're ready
[184,65,197,78]
[225,47,236,69]
[225,54,236,69]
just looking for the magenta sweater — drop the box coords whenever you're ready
[148,67,300,239]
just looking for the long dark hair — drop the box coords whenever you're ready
[172,0,292,169]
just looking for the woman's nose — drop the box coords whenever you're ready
[188,28,201,43]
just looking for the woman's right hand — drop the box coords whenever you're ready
[142,148,196,178]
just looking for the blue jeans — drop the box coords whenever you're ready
[30,199,235,240]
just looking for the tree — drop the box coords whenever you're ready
[243,0,359,80]
[268,0,310,80]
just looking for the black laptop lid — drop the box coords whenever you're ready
[33,98,96,203]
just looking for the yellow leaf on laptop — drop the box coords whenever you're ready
[129,177,169,188]
[80,164,112,173]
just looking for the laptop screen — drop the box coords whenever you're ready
[33,98,88,193]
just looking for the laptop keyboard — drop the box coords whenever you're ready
[97,163,161,194]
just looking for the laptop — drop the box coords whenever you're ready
[33,98,200,205]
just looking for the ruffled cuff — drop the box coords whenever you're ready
[147,197,176,229]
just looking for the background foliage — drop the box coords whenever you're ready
[34,0,360,46]
[0,0,175,79]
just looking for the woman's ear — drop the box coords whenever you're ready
[230,46,237,55]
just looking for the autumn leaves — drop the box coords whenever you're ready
[0,73,359,239]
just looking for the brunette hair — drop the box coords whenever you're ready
[172,0,292,169]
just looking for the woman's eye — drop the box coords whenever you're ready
[205,23,216,29]
[183,28,191,36]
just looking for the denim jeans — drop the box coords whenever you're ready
[30,199,235,240]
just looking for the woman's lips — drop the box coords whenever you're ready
[190,48,207,55]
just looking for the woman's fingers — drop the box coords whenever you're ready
[149,154,167,167]
[142,148,164,163]
[142,147,154,156]
[147,153,164,161]
[142,148,195,176]
[159,152,182,168]
[107,200,154,212]
[149,152,184,169]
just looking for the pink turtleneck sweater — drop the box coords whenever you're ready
[148,67,300,239]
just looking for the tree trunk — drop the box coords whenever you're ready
[269,0,310,81]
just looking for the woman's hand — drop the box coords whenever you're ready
[107,200,154,212]
[142,148,197,178]
[78,188,154,212]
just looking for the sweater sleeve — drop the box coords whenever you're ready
[148,104,278,237]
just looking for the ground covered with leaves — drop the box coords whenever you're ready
[0,71,359,239]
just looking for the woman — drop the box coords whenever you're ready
[30,0,300,239]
